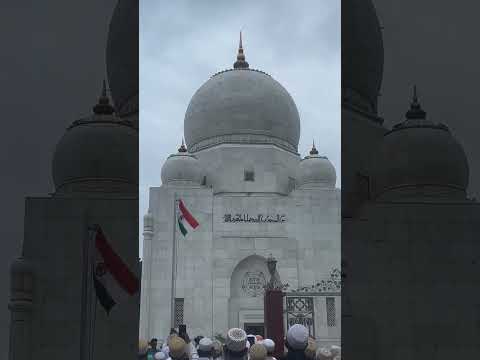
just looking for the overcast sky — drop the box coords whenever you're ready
[139,0,341,256]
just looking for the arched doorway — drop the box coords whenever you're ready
[228,254,280,336]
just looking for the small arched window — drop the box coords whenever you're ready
[244,169,255,182]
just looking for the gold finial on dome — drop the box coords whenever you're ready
[405,84,426,120]
[178,137,187,153]
[93,79,115,115]
[233,31,249,69]
[310,139,319,155]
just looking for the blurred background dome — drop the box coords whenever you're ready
[52,83,138,193]
[106,0,138,117]
[342,0,384,114]
[371,89,469,200]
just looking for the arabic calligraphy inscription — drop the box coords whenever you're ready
[223,214,286,223]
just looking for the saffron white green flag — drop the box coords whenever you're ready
[176,199,199,236]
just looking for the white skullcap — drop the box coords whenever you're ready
[226,328,247,352]
[198,337,214,352]
[262,339,275,353]
[330,345,340,357]
[286,324,309,350]
[162,344,170,356]
[316,347,332,360]
[154,351,167,360]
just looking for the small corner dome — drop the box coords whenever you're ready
[371,89,469,199]
[161,142,204,185]
[296,144,336,189]
[52,83,138,193]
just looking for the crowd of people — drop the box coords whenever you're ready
[138,325,341,360]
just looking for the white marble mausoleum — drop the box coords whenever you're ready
[139,36,341,347]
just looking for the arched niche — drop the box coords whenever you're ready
[228,254,281,332]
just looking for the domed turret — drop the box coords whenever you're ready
[52,81,138,194]
[342,0,384,114]
[160,140,204,185]
[296,142,337,189]
[184,34,300,153]
[371,87,469,200]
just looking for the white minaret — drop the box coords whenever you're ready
[8,257,33,360]
[140,211,154,340]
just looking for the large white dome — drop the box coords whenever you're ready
[184,40,300,153]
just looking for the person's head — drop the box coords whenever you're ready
[247,334,256,347]
[139,339,149,356]
[262,339,275,355]
[168,335,188,360]
[249,343,267,360]
[224,328,248,359]
[304,338,317,360]
[154,351,168,360]
[170,328,178,335]
[315,348,332,360]
[285,325,309,352]
[150,338,159,349]
[329,345,340,358]
[212,340,223,359]
[198,337,214,357]
[194,335,204,347]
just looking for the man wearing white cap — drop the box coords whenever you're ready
[155,351,168,360]
[285,324,309,360]
[197,337,214,360]
[262,339,276,360]
[224,328,249,360]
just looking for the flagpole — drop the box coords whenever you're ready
[171,193,177,329]
[81,225,96,360]
[89,281,98,360]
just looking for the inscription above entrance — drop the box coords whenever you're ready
[241,271,267,297]
[224,214,286,223]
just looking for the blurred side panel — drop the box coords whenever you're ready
[342,0,480,357]
[1,1,139,359]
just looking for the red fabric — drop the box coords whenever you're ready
[264,290,285,359]
[95,227,139,296]
[179,199,199,229]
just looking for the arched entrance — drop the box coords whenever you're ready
[228,255,280,336]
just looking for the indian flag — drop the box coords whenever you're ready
[92,226,140,314]
[177,199,199,236]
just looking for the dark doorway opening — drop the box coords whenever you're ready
[244,323,265,337]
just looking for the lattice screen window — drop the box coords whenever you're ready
[244,170,255,182]
[326,297,336,327]
[174,298,184,327]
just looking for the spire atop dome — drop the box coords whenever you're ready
[405,85,426,120]
[310,140,319,155]
[178,138,187,153]
[93,79,115,115]
[233,31,249,69]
